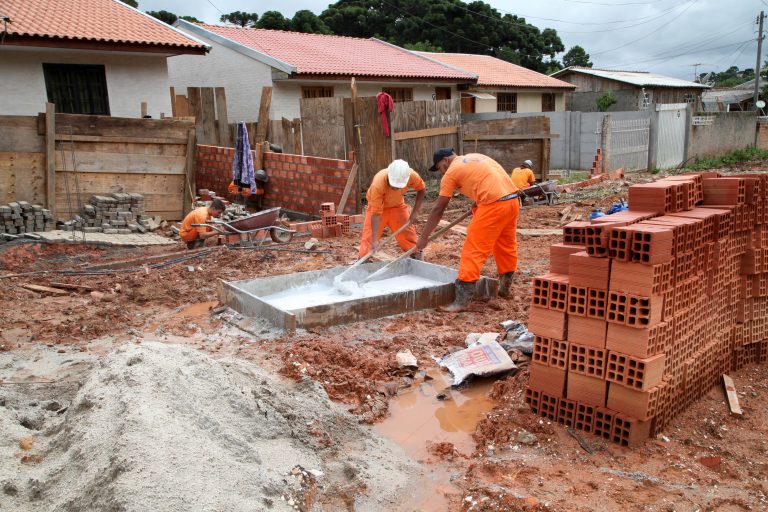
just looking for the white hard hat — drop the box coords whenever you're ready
[387,159,410,188]
[523,160,534,169]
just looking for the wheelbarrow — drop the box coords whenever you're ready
[193,207,295,244]
[519,180,559,206]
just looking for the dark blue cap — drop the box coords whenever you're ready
[429,148,455,172]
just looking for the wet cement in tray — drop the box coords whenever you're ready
[259,274,444,310]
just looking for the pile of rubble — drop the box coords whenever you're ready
[527,172,768,446]
[0,201,54,235]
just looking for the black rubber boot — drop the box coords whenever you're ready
[498,272,515,298]
[439,280,476,312]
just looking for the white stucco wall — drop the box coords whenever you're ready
[168,30,273,123]
[474,97,497,113]
[0,47,172,118]
[517,93,543,113]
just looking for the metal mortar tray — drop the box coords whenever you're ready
[218,259,498,332]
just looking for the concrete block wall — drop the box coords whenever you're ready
[527,172,768,447]
[195,144,355,217]
[688,111,757,160]
[757,123,768,150]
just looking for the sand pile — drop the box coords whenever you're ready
[0,342,420,511]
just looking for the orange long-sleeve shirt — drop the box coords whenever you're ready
[439,154,517,205]
[510,167,536,189]
[179,206,210,241]
[366,168,426,215]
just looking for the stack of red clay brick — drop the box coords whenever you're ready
[308,202,351,239]
[526,172,768,447]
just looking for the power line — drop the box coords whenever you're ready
[558,0,670,4]
[607,39,753,69]
[204,0,224,16]
[590,0,699,56]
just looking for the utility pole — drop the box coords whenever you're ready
[689,63,702,82]
[754,11,765,111]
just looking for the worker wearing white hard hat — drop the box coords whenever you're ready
[359,159,426,258]
[510,159,536,189]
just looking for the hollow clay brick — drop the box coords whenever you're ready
[529,307,567,340]
[566,316,606,348]
[566,372,607,408]
[529,363,567,397]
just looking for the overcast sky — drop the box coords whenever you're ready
[138,0,764,80]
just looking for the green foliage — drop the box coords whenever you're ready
[119,0,138,7]
[291,10,332,34]
[180,15,202,23]
[403,41,444,52]
[147,10,177,25]
[544,59,563,75]
[319,0,566,72]
[700,65,755,88]
[257,11,291,30]
[220,11,259,27]
[596,91,617,112]
[563,45,592,68]
[684,147,768,170]
[557,171,589,184]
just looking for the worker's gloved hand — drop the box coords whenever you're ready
[371,240,381,254]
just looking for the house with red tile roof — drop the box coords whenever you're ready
[0,0,207,117]
[169,21,476,121]
[415,52,575,114]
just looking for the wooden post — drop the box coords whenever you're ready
[254,138,264,171]
[350,78,362,213]
[184,128,196,215]
[169,87,177,117]
[292,118,302,156]
[215,87,231,147]
[600,114,611,175]
[647,108,659,172]
[44,102,56,216]
[187,87,203,143]
[140,101,148,118]
[337,162,358,214]
[255,86,273,143]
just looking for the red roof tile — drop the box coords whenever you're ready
[196,24,475,80]
[417,52,575,89]
[1,0,206,50]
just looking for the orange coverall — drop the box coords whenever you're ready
[359,168,426,257]
[439,154,520,282]
[179,206,211,242]
[510,167,536,189]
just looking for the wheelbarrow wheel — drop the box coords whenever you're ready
[270,227,294,243]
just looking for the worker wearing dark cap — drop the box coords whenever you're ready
[510,159,536,189]
[415,148,520,312]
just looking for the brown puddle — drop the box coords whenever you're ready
[374,370,496,510]
[176,301,219,318]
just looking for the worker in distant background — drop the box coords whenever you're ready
[228,169,268,210]
[360,159,425,259]
[179,198,225,249]
[510,159,536,189]
[416,149,520,312]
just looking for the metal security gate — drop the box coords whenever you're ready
[656,103,687,170]
[609,118,650,171]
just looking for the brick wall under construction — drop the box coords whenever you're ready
[195,145,356,216]
[526,172,768,447]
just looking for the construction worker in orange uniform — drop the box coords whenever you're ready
[179,198,225,249]
[416,149,520,312]
[359,159,426,258]
[510,159,536,189]
[227,169,268,210]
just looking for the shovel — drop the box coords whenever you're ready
[333,222,412,294]
[359,209,472,285]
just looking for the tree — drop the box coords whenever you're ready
[147,10,178,25]
[291,10,331,34]
[403,41,444,52]
[544,59,563,75]
[257,11,291,31]
[319,0,565,72]
[220,11,259,27]
[596,91,617,112]
[119,0,138,7]
[180,15,202,23]
[563,45,592,68]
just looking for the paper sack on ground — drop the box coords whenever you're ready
[436,334,516,386]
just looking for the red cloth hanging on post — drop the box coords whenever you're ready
[376,92,394,137]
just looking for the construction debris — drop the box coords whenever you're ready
[78,194,148,234]
[722,374,743,416]
[436,333,516,385]
[395,349,418,368]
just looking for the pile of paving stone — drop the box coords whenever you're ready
[73,193,150,234]
[0,201,54,235]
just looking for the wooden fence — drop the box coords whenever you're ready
[0,106,195,221]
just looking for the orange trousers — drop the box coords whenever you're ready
[359,203,417,257]
[458,199,519,282]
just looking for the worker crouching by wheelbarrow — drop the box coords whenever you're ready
[179,199,226,249]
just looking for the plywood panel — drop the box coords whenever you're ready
[462,116,550,177]
[0,116,44,152]
[0,152,46,204]
[200,87,217,145]
[392,98,461,176]
[354,96,392,189]
[52,114,194,140]
[56,141,187,157]
[300,97,346,159]
[54,151,186,175]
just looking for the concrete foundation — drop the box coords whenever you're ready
[218,260,498,331]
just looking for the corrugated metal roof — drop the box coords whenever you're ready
[552,67,710,89]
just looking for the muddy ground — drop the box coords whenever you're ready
[1,163,767,511]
